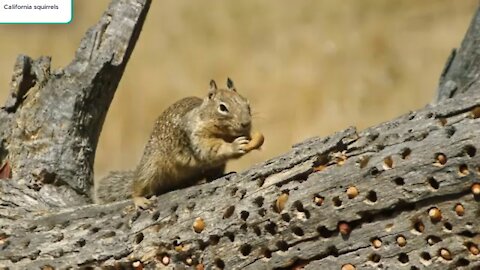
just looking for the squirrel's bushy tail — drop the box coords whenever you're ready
[94,170,135,204]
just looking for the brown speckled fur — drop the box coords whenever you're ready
[94,79,251,204]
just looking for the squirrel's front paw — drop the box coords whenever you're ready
[231,136,250,156]
[133,196,152,210]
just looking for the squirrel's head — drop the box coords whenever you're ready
[200,78,252,137]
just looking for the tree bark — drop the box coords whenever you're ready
[1,2,480,270]
[0,0,151,207]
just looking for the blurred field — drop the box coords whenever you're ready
[0,1,477,178]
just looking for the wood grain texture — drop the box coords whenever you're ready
[0,0,151,203]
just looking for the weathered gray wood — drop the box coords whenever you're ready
[1,92,480,269]
[1,2,480,270]
[437,6,480,101]
[0,0,152,204]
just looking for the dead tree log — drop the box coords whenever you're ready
[1,1,480,270]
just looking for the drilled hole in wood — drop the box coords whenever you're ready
[438,118,447,126]
[291,226,304,237]
[456,258,470,267]
[368,166,380,176]
[258,208,266,217]
[400,148,412,159]
[470,106,480,119]
[369,253,381,263]
[230,187,238,196]
[214,258,225,269]
[366,191,377,203]
[383,156,393,170]
[134,233,144,244]
[151,211,160,221]
[223,206,235,219]
[426,235,442,245]
[90,227,100,234]
[240,211,249,221]
[261,247,272,258]
[358,155,370,169]
[398,253,409,264]
[293,200,304,212]
[281,213,291,222]
[393,177,405,185]
[326,245,339,257]
[313,194,324,206]
[458,164,469,176]
[332,196,342,207]
[413,220,425,234]
[420,252,431,262]
[209,235,220,245]
[265,222,277,235]
[427,177,440,190]
[317,226,334,238]
[239,244,252,256]
[463,145,476,157]
[186,201,195,211]
[76,238,86,247]
[445,126,456,138]
[240,223,247,231]
[434,153,447,166]
[252,225,261,236]
[276,240,289,251]
[443,222,453,231]
[253,196,264,207]
[224,231,235,242]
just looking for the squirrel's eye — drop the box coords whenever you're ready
[219,103,229,113]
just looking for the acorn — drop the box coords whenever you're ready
[454,203,464,216]
[434,153,447,166]
[428,207,442,222]
[193,217,205,233]
[161,255,170,265]
[471,183,480,195]
[339,222,351,236]
[346,186,359,199]
[439,248,452,260]
[341,263,356,270]
[275,193,289,213]
[396,235,406,247]
[313,195,324,206]
[371,238,382,249]
[245,131,264,152]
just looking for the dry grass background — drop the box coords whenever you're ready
[0,1,477,178]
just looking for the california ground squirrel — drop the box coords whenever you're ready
[94,78,263,208]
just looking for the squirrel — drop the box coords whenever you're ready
[94,78,264,208]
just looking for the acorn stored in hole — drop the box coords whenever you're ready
[193,217,205,233]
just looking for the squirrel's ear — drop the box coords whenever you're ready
[209,80,218,91]
[226,77,236,91]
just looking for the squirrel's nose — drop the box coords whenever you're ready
[241,122,251,129]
